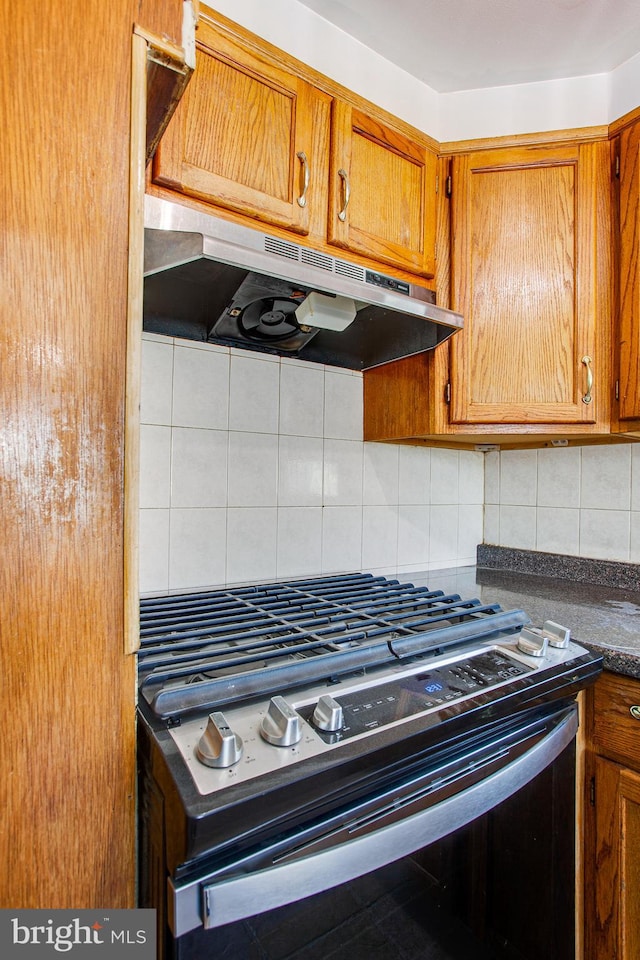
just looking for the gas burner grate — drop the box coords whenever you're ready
[138,573,528,719]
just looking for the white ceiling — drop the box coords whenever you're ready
[296,0,640,93]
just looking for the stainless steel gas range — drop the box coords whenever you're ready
[137,572,602,960]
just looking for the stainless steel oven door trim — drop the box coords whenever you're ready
[169,704,577,936]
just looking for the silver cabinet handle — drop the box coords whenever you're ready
[337,168,351,222]
[630,705,640,720]
[296,151,310,208]
[581,355,593,404]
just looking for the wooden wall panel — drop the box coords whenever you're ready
[0,0,174,909]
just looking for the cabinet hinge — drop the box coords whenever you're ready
[445,174,452,198]
[435,174,439,195]
[615,153,621,179]
[615,379,620,401]
[590,775,596,806]
[444,381,451,404]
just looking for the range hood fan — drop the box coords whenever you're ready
[239,298,305,342]
[211,274,318,351]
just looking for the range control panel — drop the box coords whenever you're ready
[167,645,543,795]
[297,650,531,744]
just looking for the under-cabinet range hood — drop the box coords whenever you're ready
[143,196,463,370]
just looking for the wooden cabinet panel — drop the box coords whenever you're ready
[329,103,437,277]
[617,117,640,422]
[153,18,331,235]
[2,0,142,910]
[585,672,640,960]
[450,141,610,426]
[620,769,640,960]
[591,670,640,765]
[589,757,640,960]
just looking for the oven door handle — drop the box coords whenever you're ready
[170,704,577,936]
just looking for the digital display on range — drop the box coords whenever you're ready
[300,650,532,744]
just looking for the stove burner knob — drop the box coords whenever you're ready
[196,712,243,768]
[260,696,302,747]
[517,626,549,658]
[312,695,344,732]
[542,620,571,648]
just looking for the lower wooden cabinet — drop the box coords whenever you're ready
[585,672,640,960]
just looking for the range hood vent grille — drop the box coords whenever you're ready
[300,248,335,273]
[335,260,365,281]
[264,236,300,262]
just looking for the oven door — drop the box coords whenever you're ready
[170,699,577,939]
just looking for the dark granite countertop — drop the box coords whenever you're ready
[406,556,640,682]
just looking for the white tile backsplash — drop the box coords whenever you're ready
[321,506,363,573]
[276,506,323,577]
[537,446,581,508]
[580,444,632,511]
[322,439,363,506]
[499,449,538,506]
[362,505,399,569]
[139,425,171,509]
[363,443,399,505]
[227,432,278,507]
[139,509,170,594]
[398,445,430,505]
[498,505,537,549]
[229,352,279,433]
[484,450,500,505]
[171,427,228,508]
[579,508,630,561]
[429,504,461,563]
[172,342,229,429]
[277,435,323,506]
[457,503,484,560]
[483,503,500,544]
[323,369,363,440]
[140,337,173,425]
[226,507,278,583]
[486,442,640,563]
[631,512,640,563]
[633,446,640,511]
[458,452,485,504]
[397,505,430,566]
[146,337,640,591]
[169,508,227,589]
[279,361,325,437]
[430,448,460,504]
[535,506,580,555]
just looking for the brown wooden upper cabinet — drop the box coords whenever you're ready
[153,12,438,277]
[615,114,640,432]
[153,18,332,236]
[364,137,612,447]
[328,102,436,277]
[449,141,610,428]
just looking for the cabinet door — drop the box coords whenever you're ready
[590,757,640,960]
[153,20,331,235]
[329,101,437,277]
[618,118,640,421]
[449,142,609,425]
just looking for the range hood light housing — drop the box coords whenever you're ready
[295,292,357,332]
